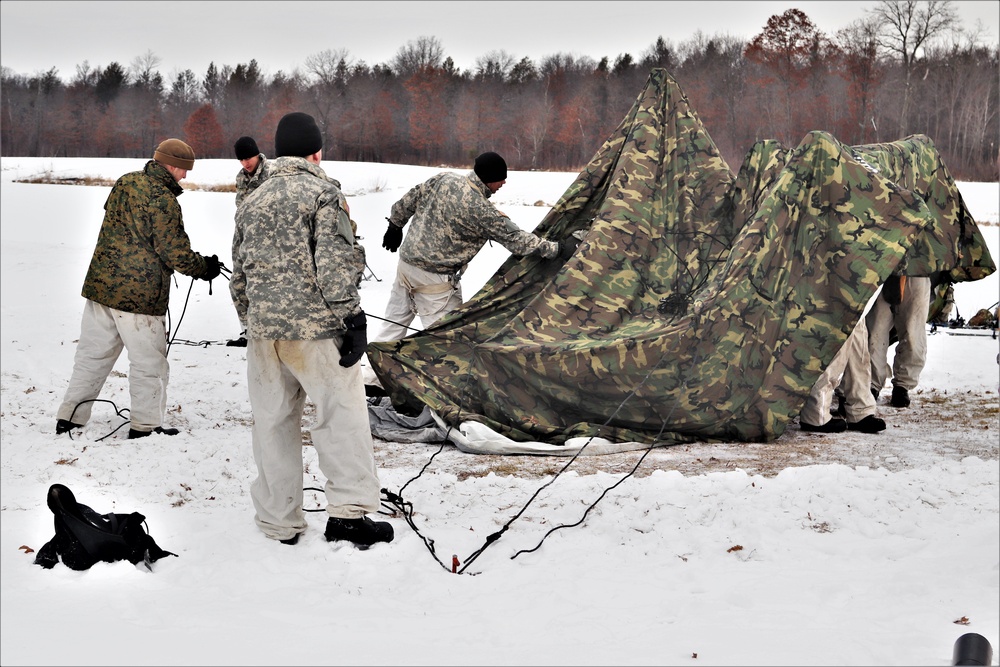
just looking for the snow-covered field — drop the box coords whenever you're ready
[1,157,997,666]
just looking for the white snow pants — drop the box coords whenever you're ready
[375,260,464,342]
[800,317,877,426]
[57,299,169,430]
[865,276,930,394]
[246,338,380,541]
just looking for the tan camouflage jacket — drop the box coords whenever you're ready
[389,171,559,274]
[81,160,210,316]
[235,154,269,208]
[230,156,364,340]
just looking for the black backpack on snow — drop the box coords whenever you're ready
[33,483,176,571]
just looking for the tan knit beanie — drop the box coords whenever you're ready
[153,139,196,170]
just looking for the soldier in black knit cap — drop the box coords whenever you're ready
[229,112,392,549]
[376,151,580,341]
[233,135,268,207]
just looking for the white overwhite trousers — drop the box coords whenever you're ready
[865,276,930,394]
[57,299,168,430]
[246,338,380,540]
[375,260,463,341]
[800,317,876,426]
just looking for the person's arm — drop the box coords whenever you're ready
[229,218,249,328]
[313,187,363,324]
[476,200,561,259]
[149,194,211,278]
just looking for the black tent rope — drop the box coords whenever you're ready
[459,314,702,573]
[63,398,131,441]
[167,264,234,352]
[511,415,673,560]
[367,237,716,574]
[61,263,235,441]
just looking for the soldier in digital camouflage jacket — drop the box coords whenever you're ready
[230,112,392,548]
[230,156,362,338]
[234,136,269,209]
[376,151,575,341]
[235,153,268,208]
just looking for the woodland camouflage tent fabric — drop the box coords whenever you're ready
[368,68,995,451]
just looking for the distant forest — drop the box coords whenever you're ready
[2,3,997,180]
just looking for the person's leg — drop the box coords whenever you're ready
[115,309,169,432]
[285,339,381,518]
[891,276,930,391]
[842,318,878,423]
[865,297,894,397]
[417,282,464,329]
[57,300,124,426]
[375,265,417,342]
[398,262,461,329]
[800,335,850,429]
[247,338,309,541]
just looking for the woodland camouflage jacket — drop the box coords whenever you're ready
[81,160,210,316]
[230,156,364,340]
[389,170,560,274]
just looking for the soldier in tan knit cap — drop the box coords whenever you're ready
[55,138,221,440]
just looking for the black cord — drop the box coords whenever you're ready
[166,263,231,355]
[63,398,131,442]
[370,242,708,574]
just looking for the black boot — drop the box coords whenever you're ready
[325,516,394,548]
[128,426,180,439]
[832,391,846,418]
[890,386,910,408]
[800,418,847,433]
[56,419,83,435]
[847,415,887,433]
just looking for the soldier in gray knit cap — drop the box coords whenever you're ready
[376,151,579,341]
[230,112,393,549]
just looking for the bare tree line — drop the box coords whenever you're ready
[2,1,997,180]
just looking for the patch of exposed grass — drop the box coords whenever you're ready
[15,173,235,193]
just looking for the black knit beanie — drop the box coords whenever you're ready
[234,136,259,160]
[274,112,323,158]
[474,151,507,183]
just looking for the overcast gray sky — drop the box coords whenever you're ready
[2,1,997,81]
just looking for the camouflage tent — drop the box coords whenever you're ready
[368,68,995,453]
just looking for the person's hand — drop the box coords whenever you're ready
[382,220,403,252]
[339,311,367,367]
[201,255,222,281]
[557,236,580,260]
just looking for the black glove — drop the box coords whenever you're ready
[557,236,580,261]
[382,220,403,252]
[339,311,367,368]
[201,255,222,281]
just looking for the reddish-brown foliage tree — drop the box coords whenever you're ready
[403,67,449,163]
[745,9,839,145]
[182,104,226,158]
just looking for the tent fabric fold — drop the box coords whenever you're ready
[368,68,995,453]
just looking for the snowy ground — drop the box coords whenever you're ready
[1,157,997,666]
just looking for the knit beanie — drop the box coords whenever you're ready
[234,136,259,160]
[153,139,196,170]
[274,112,323,158]
[474,151,507,183]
